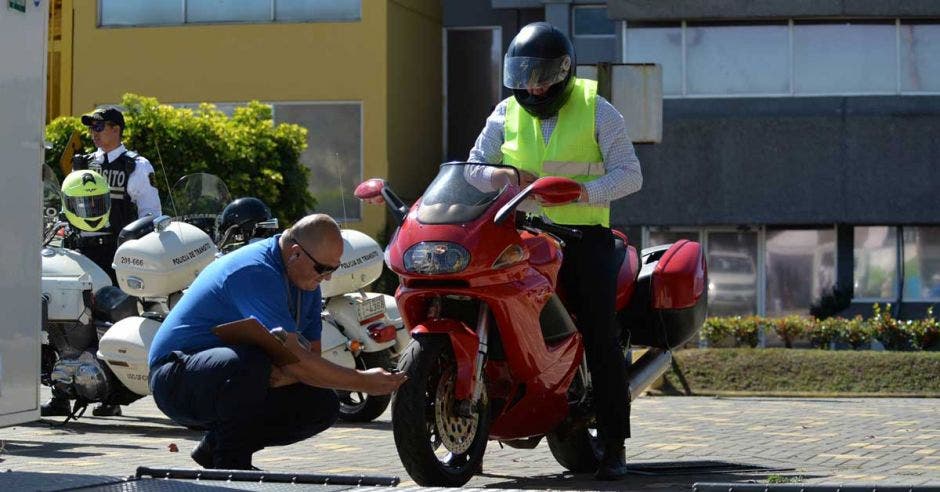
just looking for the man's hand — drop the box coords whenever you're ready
[491,168,538,189]
[269,365,299,388]
[358,368,408,395]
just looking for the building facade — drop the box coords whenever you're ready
[47,0,443,238]
[444,0,940,322]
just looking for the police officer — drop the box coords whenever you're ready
[466,22,643,480]
[73,106,162,281]
[42,107,162,418]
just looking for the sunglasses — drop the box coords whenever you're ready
[88,122,108,133]
[292,238,340,276]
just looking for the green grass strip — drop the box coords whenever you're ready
[659,348,940,395]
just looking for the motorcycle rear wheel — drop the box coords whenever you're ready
[392,336,489,487]
[546,422,602,472]
[337,350,394,423]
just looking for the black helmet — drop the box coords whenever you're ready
[217,197,277,249]
[504,22,576,119]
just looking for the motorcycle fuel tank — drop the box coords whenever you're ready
[42,246,111,293]
[320,229,383,298]
[113,221,217,298]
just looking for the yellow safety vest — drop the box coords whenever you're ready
[501,78,609,227]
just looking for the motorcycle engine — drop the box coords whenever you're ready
[50,351,111,402]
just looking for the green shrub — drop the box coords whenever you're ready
[45,93,315,226]
[733,316,761,348]
[771,315,809,348]
[908,307,940,350]
[868,303,913,351]
[808,317,841,349]
[701,317,732,347]
[841,315,872,349]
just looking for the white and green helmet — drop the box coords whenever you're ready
[61,169,111,232]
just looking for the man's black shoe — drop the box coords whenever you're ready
[40,397,71,417]
[91,404,122,417]
[192,437,261,470]
[594,445,629,481]
[191,437,213,469]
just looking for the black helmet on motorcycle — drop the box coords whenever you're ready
[504,22,576,119]
[217,197,277,247]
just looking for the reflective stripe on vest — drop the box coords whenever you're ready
[501,78,609,227]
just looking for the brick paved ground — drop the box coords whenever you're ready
[0,389,937,491]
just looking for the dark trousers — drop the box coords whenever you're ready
[150,345,339,468]
[558,225,630,444]
[77,239,118,285]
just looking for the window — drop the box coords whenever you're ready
[625,20,940,97]
[794,21,896,94]
[276,0,361,22]
[573,5,615,36]
[647,229,699,248]
[273,103,362,221]
[901,21,940,92]
[624,23,682,95]
[902,227,940,301]
[186,0,269,23]
[765,228,836,316]
[99,0,360,26]
[707,231,759,316]
[100,0,183,26]
[854,226,898,300]
[686,23,789,95]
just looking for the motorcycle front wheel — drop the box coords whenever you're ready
[337,349,394,422]
[392,335,489,487]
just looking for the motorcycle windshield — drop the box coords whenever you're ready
[42,164,63,234]
[416,163,504,225]
[170,173,232,241]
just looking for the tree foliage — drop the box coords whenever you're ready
[44,93,315,226]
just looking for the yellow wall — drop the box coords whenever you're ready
[67,0,397,237]
[386,0,442,202]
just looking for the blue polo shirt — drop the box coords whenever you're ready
[148,234,322,367]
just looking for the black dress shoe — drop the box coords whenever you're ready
[40,397,71,417]
[192,437,260,470]
[594,445,629,481]
[91,404,122,417]
[191,437,213,469]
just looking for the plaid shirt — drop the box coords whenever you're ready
[467,95,642,204]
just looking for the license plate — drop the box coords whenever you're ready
[356,295,385,322]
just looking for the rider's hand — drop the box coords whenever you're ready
[359,367,407,395]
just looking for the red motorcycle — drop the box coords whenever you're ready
[356,162,707,487]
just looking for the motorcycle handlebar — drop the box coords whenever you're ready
[523,215,582,241]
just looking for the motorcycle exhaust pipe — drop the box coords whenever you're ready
[626,348,672,401]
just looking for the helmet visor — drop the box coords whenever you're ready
[66,194,110,218]
[503,55,571,90]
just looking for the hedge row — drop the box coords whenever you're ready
[701,304,940,351]
[659,348,940,395]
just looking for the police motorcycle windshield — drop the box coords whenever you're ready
[42,164,63,232]
[416,163,503,225]
[170,173,232,241]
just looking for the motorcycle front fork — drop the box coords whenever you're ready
[458,302,490,417]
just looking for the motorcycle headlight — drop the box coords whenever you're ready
[404,242,470,275]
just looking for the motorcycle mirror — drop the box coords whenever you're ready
[494,177,582,225]
[354,178,386,203]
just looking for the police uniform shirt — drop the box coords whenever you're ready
[89,144,162,219]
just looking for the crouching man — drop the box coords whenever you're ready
[148,214,406,469]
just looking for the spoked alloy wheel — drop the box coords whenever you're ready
[392,336,489,487]
[337,350,394,422]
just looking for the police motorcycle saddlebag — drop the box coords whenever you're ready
[619,240,707,349]
[112,220,217,298]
